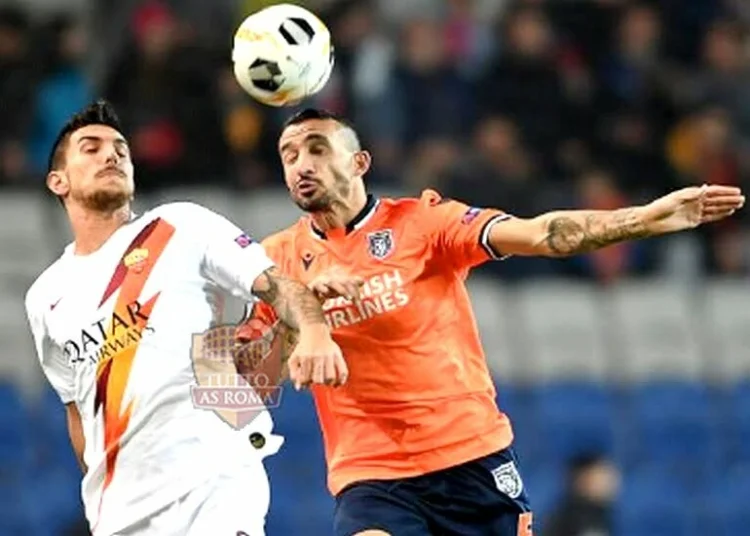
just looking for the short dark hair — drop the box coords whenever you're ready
[47,99,124,173]
[282,108,361,149]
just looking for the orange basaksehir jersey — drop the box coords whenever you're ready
[262,189,515,496]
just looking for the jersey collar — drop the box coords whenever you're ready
[310,194,379,240]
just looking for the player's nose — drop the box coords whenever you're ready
[296,152,317,175]
[104,146,121,165]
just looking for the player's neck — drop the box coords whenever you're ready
[311,190,368,233]
[68,203,131,256]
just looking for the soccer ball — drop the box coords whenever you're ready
[232,3,334,107]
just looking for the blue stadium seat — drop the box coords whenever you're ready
[522,462,564,521]
[626,381,721,467]
[0,382,33,469]
[725,381,750,462]
[26,468,85,535]
[270,384,322,439]
[266,386,331,531]
[495,383,539,464]
[532,382,616,462]
[693,464,750,536]
[615,465,692,536]
[27,387,80,476]
[0,478,38,536]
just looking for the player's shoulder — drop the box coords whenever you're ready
[25,251,69,316]
[261,219,308,250]
[146,201,221,223]
[381,189,457,218]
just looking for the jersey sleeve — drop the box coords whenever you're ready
[184,204,276,301]
[25,290,75,404]
[418,190,512,269]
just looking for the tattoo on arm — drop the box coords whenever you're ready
[253,267,326,330]
[544,208,653,256]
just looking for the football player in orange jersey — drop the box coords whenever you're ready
[241,108,744,536]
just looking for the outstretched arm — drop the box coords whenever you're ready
[251,267,348,388]
[488,185,745,258]
[251,267,327,331]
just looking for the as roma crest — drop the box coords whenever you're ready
[367,229,394,260]
[124,248,149,273]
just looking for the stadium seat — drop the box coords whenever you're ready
[0,295,41,392]
[0,193,59,281]
[606,281,703,381]
[494,382,539,465]
[516,281,609,382]
[270,384,324,439]
[689,463,750,536]
[615,464,692,536]
[0,492,37,536]
[233,189,303,238]
[625,381,721,467]
[265,413,332,536]
[0,382,33,469]
[723,381,750,462]
[28,387,81,475]
[466,277,519,381]
[532,381,616,462]
[701,279,750,381]
[522,461,564,521]
[26,468,86,535]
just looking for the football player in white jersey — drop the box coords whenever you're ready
[24,100,348,536]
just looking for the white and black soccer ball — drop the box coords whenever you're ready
[232,4,334,107]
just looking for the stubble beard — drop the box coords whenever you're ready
[72,186,133,213]
[295,166,351,214]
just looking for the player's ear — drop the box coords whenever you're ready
[47,170,70,198]
[352,150,371,178]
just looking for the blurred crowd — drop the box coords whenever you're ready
[2,0,750,280]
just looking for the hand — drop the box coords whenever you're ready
[308,271,364,303]
[642,184,745,234]
[287,325,348,390]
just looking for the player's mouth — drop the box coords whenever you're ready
[296,179,320,197]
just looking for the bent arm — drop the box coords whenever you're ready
[65,402,86,473]
[251,267,328,332]
[488,206,652,258]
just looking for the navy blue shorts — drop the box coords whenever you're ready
[333,447,533,536]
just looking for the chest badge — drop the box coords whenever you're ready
[124,247,149,273]
[367,229,394,260]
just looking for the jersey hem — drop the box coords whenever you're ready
[328,429,514,496]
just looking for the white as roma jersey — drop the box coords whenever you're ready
[25,202,282,536]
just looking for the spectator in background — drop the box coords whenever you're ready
[443,0,495,78]
[0,7,33,185]
[27,16,92,178]
[443,115,557,279]
[479,5,568,171]
[542,454,620,536]
[690,20,750,144]
[103,0,229,192]
[593,3,677,197]
[392,17,476,148]
[667,106,748,273]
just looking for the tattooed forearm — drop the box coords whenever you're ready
[253,268,327,330]
[543,208,653,256]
